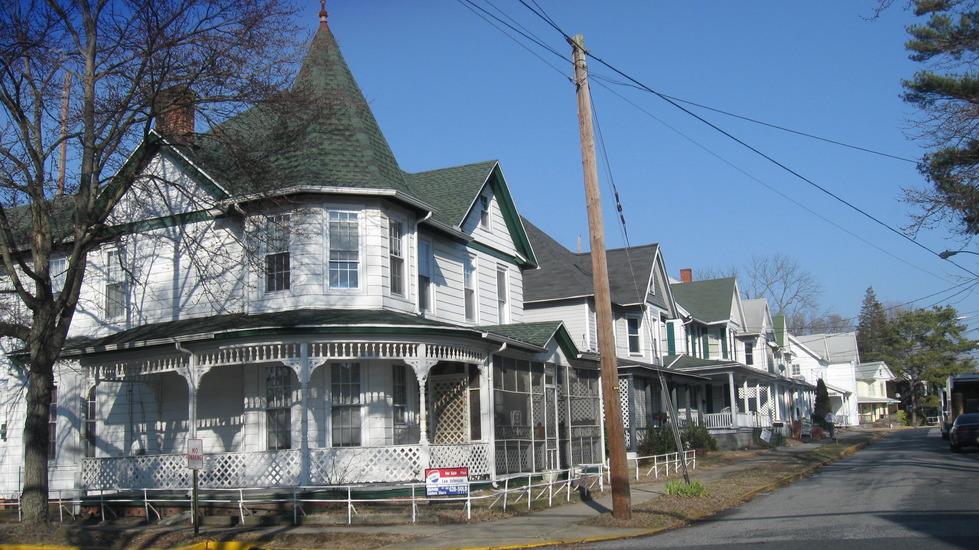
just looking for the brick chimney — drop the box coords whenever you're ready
[680,268,692,283]
[154,87,195,143]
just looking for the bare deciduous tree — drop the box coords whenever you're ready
[0,0,303,523]
[696,254,845,334]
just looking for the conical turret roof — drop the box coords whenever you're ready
[193,16,410,196]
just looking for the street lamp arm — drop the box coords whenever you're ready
[939,249,979,259]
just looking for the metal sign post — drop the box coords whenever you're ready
[188,438,203,536]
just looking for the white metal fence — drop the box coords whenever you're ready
[6,464,607,525]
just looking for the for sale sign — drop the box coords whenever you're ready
[425,467,469,496]
[187,438,204,470]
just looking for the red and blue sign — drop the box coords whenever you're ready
[425,467,469,496]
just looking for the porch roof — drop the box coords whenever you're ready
[857,396,899,404]
[60,309,532,355]
[617,357,710,382]
[663,354,814,387]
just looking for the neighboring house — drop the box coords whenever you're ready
[520,220,708,453]
[0,13,606,501]
[741,299,778,374]
[796,333,860,426]
[854,361,898,424]
[667,275,814,449]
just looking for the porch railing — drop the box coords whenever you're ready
[702,411,776,430]
[81,443,491,491]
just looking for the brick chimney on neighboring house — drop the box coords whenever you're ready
[680,268,693,283]
[154,86,195,143]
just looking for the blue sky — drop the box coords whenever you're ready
[313,1,979,329]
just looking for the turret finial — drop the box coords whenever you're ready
[319,0,328,30]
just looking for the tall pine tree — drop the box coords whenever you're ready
[857,287,889,362]
[903,0,979,235]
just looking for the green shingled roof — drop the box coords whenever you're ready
[405,161,497,228]
[670,277,737,323]
[191,23,410,196]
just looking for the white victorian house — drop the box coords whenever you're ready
[0,13,604,503]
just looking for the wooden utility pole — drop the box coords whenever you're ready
[571,34,631,520]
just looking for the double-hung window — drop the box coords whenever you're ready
[329,212,359,288]
[627,317,641,355]
[266,366,292,450]
[744,342,754,365]
[389,220,405,296]
[479,195,490,229]
[265,214,291,292]
[464,255,477,322]
[331,363,362,446]
[50,256,67,298]
[104,249,128,319]
[497,265,509,323]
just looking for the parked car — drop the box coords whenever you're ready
[949,413,979,452]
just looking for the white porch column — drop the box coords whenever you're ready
[405,355,439,446]
[728,372,738,428]
[283,348,310,486]
[742,379,750,422]
[175,345,199,440]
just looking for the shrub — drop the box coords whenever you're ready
[897,410,911,426]
[683,424,717,451]
[665,479,708,497]
[638,426,677,457]
[638,423,718,457]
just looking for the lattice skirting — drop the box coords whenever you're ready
[82,443,491,490]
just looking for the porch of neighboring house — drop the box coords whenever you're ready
[858,397,898,425]
[75,336,604,495]
[653,357,815,450]
[826,384,854,427]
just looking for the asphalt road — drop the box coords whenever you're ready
[585,428,979,550]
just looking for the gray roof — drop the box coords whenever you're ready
[670,278,737,323]
[796,332,860,364]
[742,298,770,334]
[521,217,664,307]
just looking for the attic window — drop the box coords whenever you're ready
[479,195,490,230]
